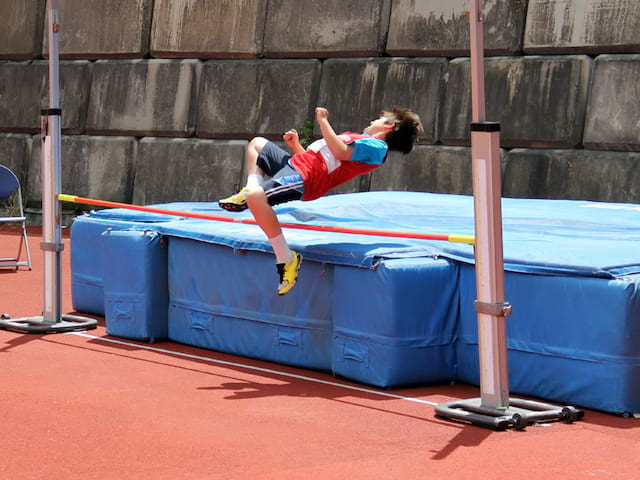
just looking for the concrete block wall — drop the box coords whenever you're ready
[28,135,136,207]
[197,60,321,138]
[441,55,592,148]
[86,60,200,137]
[133,138,247,205]
[0,0,639,224]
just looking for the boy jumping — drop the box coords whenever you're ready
[219,106,423,295]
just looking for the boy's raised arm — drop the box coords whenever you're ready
[315,107,352,160]
[283,129,306,154]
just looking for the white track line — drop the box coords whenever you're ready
[69,331,439,407]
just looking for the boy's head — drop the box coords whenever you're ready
[380,107,423,154]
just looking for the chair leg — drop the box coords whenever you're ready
[0,222,31,270]
[22,223,32,270]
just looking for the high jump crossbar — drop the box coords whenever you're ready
[58,194,475,245]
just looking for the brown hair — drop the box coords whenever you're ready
[383,107,423,154]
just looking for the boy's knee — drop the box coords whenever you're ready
[249,137,268,152]
[246,186,267,206]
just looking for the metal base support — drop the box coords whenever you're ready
[0,313,97,334]
[435,397,583,430]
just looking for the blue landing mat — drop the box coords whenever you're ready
[88,191,640,277]
[71,192,640,413]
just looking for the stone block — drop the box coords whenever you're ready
[150,0,264,59]
[328,176,370,196]
[196,60,321,139]
[370,147,469,194]
[317,58,447,144]
[0,0,45,59]
[583,55,640,152]
[86,60,200,137]
[133,138,246,204]
[440,55,591,148]
[370,146,507,195]
[387,0,527,56]
[43,0,153,59]
[27,135,136,209]
[503,148,640,203]
[0,61,90,134]
[0,133,33,186]
[524,0,640,54]
[264,0,391,58]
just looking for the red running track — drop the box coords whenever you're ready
[1,226,639,479]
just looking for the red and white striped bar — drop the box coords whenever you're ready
[58,194,475,245]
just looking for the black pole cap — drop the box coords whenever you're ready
[470,121,500,132]
[41,108,62,116]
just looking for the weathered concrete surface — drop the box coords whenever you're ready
[583,55,640,152]
[86,60,200,137]
[524,0,640,54]
[370,147,471,194]
[0,62,41,131]
[326,174,370,196]
[0,134,32,187]
[151,0,264,59]
[133,138,246,204]
[332,176,370,196]
[0,61,91,134]
[264,0,391,58]
[43,0,153,59]
[197,60,320,139]
[317,58,447,144]
[1,2,638,208]
[387,0,527,56]
[503,148,640,203]
[370,146,506,195]
[441,55,591,148]
[27,135,136,208]
[0,0,45,59]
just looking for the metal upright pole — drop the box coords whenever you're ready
[0,0,97,334]
[41,0,64,324]
[434,0,581,429]
[468,0,511,410]
[469,0,486,124]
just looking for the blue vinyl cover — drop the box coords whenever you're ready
[103,229,168,342]
[457,266,640,414]
[167,238,334,371]
[332,258,459,387]
[70,214,177,315]
[74,192,640,411]
[88,191,640,278]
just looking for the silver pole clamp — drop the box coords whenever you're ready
[474,300,512,317]
[40,241,65,252]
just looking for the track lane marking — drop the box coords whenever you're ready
[69,331,439,407]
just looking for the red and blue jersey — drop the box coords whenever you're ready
[290,132,388,201]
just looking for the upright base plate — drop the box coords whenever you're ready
[0,314,97,334]
[435,397,583,430]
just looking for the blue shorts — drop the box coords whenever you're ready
[257,142,304,206]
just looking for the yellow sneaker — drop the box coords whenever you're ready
[276,251,302,295]
[219,187,249,211]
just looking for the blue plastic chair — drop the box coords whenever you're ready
[0,165,32,270]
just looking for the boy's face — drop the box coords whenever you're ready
[364,115,394,136]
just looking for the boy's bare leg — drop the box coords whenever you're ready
[247,188,301,295]
[219,137,267,211]
[245,137,268,179]
[246,188,283,240]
